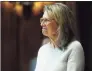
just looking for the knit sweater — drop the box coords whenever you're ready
[35,40,85,71]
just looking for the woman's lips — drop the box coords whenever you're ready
[42,27,47,31]
[42,27,47,29]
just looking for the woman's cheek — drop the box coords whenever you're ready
[47,25,54,35]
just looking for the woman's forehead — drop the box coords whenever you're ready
[42,11,50,18]
[42,11,54,19]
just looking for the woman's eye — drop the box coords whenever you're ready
[45,19,50,22]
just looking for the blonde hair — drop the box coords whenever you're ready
[44,3,79,49]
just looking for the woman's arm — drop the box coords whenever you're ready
[67,42,85,71]
[34,46,45,71]
[34,48,42,71]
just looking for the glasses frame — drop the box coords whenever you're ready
[40,18,54,23]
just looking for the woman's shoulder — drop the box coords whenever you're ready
[38,42,50,53]
[67,40,83,51]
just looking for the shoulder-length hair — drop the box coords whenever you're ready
[44,3,79,49]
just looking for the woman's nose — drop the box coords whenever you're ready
[40,22,45,27]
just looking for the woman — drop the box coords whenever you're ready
[35,3,85,71]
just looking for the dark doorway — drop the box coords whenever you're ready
[76,1,92,71]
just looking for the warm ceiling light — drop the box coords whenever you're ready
[32,2,55,16]
[14,2,23,16]
[32,2,44,16]
[2,2,14,11]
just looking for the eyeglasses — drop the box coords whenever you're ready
[40,18,54,23]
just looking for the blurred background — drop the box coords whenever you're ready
[1,1,92,71]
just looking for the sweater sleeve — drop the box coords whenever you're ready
[34,46,44,71]
[67,41,85,71]
[34,48,41,71]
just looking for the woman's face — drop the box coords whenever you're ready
[40,11,58,38]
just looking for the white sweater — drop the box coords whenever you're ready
[35,40,85,71]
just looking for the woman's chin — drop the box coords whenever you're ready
[42,31,48,37]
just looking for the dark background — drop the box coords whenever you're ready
[1,1,92,71]
[76,2,92,71]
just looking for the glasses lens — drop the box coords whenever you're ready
[40,18,54,23]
